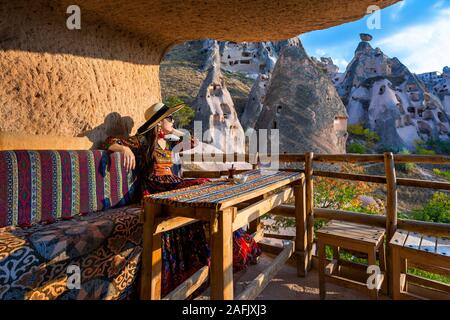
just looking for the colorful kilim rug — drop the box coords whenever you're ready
[148,170,301,209]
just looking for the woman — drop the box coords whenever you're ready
[104,102,261,297]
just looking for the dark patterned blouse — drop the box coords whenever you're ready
[103,134,187,195]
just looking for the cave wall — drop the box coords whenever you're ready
[0,1,163,148]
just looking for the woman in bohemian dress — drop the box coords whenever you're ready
[104,102,261,297]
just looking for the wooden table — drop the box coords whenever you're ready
[139,169,304,300]
[389,229,450,300]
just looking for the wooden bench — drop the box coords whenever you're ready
[390,229,450,300]
[317,220,386,299]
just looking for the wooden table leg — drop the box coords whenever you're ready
[318,240,326,300]
[378,242,387,295]
[367,247,379,300]
[391,245,402,300]
[140,201,162,300]
[210,207,235,300]
[294,180,308,277]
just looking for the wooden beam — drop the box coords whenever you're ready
[397,178,450,190]
[394,154,450,164]
[269,204,296,217]
[294,177,308,277]
[140,201,162,300]
[314,208,386,228]
[314,171,387,184]
[406,274,450,295]
[398,219,450,238]
[384,152,398,298]
[305,152,314,271]
[271,205,450,238]
[233,187,294,231]
[154,216,198,234]
[209,207,235,300]
[313,154,385,163]
[162,265,209,300]
[236,241,295,300]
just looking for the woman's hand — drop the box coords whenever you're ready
[192,137,200,147]
[107,142,136,172]
[121,146,136,172]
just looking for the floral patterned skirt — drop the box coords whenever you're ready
[143,175,262,297]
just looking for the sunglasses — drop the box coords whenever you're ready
[165,115,174,123]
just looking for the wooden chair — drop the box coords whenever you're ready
[389,229,450,300]
[317,220,386,299]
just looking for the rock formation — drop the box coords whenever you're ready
[330,34,450,150]
[240,73,271,131]
[432,67,450,119]
[255,42,348,154]
[0,0,399,147]
[228,37,300,131]
[193,41,245,153]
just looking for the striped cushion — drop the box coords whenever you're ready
[0,150,139,228]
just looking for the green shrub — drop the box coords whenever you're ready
[347,124,380,143]
[433,169,450,181]
[164,96,195,128]
[426,139,450,155]
[412,192,450,224]
[348,143,367,154]
[414,140,437,155]
[347,124,365,136]
[396,149,416,172]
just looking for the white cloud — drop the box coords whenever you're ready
[432,0,445,9]
[333,58,349,72]
[315,48,326,56]
[390,1,406,20]
[375,8,450,73]
[311,48,349,72]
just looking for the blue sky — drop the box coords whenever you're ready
[300,0,450,74]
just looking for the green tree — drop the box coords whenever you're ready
[164,96,195,129]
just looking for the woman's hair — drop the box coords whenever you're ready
[143,126,159,173]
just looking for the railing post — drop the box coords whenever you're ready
[305,152,314,270]
[384,152,398,297]
[294,175,307,277]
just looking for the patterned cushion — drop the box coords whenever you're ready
[0,204,143,300]
[0,150,139,228]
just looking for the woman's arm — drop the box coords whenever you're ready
[104,136,139,172]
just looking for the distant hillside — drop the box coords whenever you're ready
[160,41,253,116]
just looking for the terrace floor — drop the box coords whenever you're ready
[196,238,390,300]
[244,253,387,300]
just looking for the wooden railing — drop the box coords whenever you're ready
[181,151,450,298]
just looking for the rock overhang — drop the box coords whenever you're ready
[60,0,400,48]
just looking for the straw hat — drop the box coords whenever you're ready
[137,102,185,135]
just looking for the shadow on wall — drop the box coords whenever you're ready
[79,113,134,149]
[0,1,162,65]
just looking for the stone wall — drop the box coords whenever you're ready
[0,1,163,148]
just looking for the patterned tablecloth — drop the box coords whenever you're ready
[148,170,302,209]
